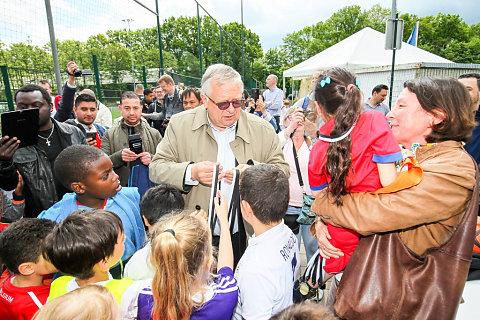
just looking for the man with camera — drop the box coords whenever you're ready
[100,91,161,186]
[156,74,184,135]
[54,61,93,122]
[64,93,108,148]
[0,84,86,217]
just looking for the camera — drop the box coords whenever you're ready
[65,68,93,77]
[162,118,170,126]
[251,88,260,102]
[128,133,143,154]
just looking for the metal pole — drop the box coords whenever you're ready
[44,0,63,95]
[196,3,203,76]
[388,0,397,108]
[1,66,14,111]
[122,19,136,86]
[92,55,103,103]
[389,12,398,109]
[142,66,147,87]
[241,0,245,81]
[155,0,164,74]
[220,28,223,64]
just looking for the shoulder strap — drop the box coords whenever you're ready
[49,276,74,301]
[291,136,304,188]
[439,159,478,257]
[105,278,135,305]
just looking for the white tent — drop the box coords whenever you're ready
[283,27,452,80]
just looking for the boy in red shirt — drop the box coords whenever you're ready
[0,219,57,319]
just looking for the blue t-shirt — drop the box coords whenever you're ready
[136,267,238,320]
[38,187,145,260]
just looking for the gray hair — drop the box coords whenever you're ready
[201,64,243,96]
[268,74,278,84]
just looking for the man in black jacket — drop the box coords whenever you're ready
[0,84,86,217]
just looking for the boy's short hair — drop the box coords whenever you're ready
[54,145,108,191]
[44,209,123,280]
[74,93,97,108]
[0,218,57,274]
[140,184,185,225]
[239,164,289,224]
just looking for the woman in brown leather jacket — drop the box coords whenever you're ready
[312,77,477,319]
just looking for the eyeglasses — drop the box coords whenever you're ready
[205,94,244,110]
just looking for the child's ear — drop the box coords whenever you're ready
[97,259,110,273]
[71,182,86,194]
[18,262,35,276]
[240,200,254,218]
[142,215,151,228]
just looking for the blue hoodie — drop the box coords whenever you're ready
[38,187,145,260]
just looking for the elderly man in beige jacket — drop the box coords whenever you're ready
[150,64,289,263]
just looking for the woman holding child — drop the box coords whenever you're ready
[312,74,477,319]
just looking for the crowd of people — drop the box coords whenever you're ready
[0,58,479,320]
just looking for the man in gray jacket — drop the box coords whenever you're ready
[100,91,162,186]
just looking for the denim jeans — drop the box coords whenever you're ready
[286,206,319,262]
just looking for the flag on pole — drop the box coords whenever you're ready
[407,21,419,46]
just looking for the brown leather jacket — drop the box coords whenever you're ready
[312,141,476,255]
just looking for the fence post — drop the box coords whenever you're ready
[196,3,203,76]
[92,55,103,103]
[142,66,147,88]
[155,0,164,74]
[1,66,14,111]
[220,28,223,64]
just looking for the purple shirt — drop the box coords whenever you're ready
[137,267,238,320]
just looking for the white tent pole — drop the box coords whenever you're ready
[283,77,286,96]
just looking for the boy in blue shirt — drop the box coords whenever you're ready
[38,145,145,278]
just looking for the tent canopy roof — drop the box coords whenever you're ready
[283,27,452,79]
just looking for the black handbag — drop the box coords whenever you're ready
[291,139,315,225]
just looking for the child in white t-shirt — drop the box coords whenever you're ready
[233,164,300,319]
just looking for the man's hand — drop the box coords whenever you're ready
[121,148,139,162]
[86,137,97,147]
[138,152,152,166]
[191,161,222,186]
[14,171,24,196]
[223,163,250,184]
[0,136,20,161]
[314,219,344,259]
[66,61,79,86]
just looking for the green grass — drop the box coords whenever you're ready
[110,107,122,121]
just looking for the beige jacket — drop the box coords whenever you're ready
[150,105,289,212]
[312,141,476,255]
[100,119,162,186]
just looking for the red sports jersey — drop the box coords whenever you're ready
[0,277,50,320]
[309,111,402,273]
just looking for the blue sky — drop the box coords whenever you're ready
[0,0,478,50]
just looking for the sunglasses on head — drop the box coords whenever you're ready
[205,94,244,110]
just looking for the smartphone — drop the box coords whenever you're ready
[1,109,39,148]
[252,88,260,102]
[86,132,97,141]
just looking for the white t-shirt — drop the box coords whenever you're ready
[233,222,299,320]
[123,241,155,280]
